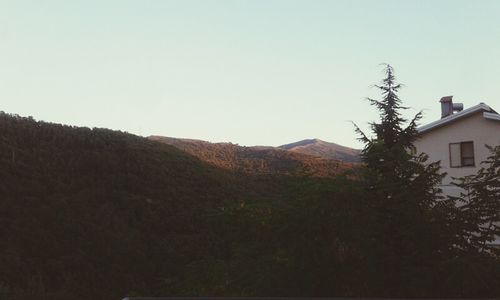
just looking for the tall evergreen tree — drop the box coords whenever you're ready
[354,65,452,296]
[354,64,444,206]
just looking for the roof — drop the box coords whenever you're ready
[418,103,500,134]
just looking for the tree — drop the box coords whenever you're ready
[451,145,500,254]
[354,65,453,296]
[354,64,444,207]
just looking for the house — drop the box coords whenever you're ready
[415,96,500,196]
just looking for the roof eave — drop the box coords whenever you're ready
[418,103,494,134]
[484,111,500,121]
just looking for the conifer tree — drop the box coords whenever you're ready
[354,65,452,295]
[354,64,444,207]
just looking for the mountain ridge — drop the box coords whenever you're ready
[148,136,356,177]
[279,138,361,163]
[149,136,361,165]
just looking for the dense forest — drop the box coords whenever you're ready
[0,111,363,299]
[1,67,500,300]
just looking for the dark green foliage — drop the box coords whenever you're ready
[0,111,366,299]
[451,145,500,253]
[0,112,257,299]
[351,65,500,297]
[353,66,449,283]
[354,65,445,206]
[178,175,371,296]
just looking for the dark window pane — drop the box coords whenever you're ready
[461,142,474,166]
[462,157,475,166]
[461,142,474,158]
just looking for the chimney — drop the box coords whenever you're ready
[440,96,453,118]
[440,96,464,118]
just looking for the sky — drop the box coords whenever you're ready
[1,0,499,148]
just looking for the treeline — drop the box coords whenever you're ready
[0,111,276,299]
[1,66,499,299]
[0,111,365,299]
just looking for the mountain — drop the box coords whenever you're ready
[148,136,354,177]
[279,138,361,163]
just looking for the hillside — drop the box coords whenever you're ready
[279,139,361,163]
[0,113,226,299]
[148,136,353,177]
[0,112,306,299]
[2,112,499,299]
[0,112,359,299]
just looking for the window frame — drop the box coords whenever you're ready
[449,141,475,168]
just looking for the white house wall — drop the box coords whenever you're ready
[415,111,500,186]
[415,112,500,245]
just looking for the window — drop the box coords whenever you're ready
[449,141,475,167]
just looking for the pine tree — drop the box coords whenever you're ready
[354,65,452,296]
[354,64,444,206]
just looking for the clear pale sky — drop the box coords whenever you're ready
[1,0,499,148]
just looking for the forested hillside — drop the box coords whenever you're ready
[1,110,499,300]
[0,112,358,299]
[148,136,353,177]
[0,113,254,297]
[0,112,235,298]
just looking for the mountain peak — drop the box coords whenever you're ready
[279,139,360,163]
[149,135,353,177]
[278,138,323,150]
